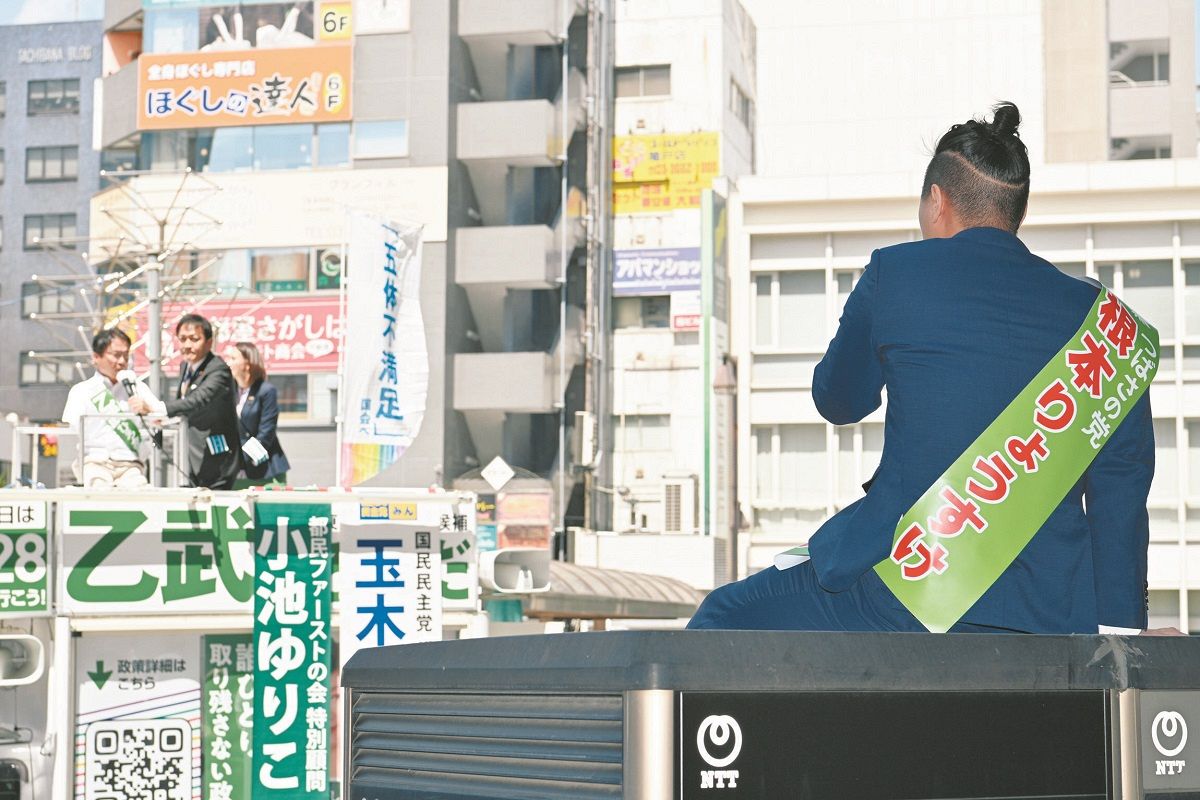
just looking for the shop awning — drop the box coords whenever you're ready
[520,561,704,621]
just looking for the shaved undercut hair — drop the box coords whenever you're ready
[921,101,1030,232]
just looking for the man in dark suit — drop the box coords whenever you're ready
[132,313,240,489]
[690,103,1157,635]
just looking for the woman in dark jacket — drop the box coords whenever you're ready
[224,341,291,487]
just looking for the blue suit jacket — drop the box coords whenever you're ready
[809,227,1153,633]
[237,379,291,480]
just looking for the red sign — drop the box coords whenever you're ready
[132,294,342,374]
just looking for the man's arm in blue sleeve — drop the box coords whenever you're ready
[1086,391,1154,630]
[812,254,884,425]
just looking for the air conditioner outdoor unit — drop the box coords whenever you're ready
[662,474,697,534]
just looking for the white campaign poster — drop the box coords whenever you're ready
[341,212,428,485]
[58,499,256,615]
[335,496,477,667]
[75,632,202,800]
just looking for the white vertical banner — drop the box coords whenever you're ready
[341,212,428,486]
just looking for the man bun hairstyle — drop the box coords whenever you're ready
[921,101,1030,232]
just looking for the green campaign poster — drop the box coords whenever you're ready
[251,502,332,799]
[0,500,48,616]
[202,633,253,800]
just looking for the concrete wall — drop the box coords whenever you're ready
[1042,0,1107,163]
[739,0,1046,175]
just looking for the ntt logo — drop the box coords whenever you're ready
[697,714,741,789]
[1152,710,1188,777]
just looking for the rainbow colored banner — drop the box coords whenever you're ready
[340,212,427,486]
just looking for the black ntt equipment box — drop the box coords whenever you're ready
[342,631,1200,800]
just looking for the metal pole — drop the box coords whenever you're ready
[147,223,166,486]
[334,234,348,487]
[49,615,73,800]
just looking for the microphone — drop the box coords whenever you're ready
[116,369,140,402]
[118,369,164,449]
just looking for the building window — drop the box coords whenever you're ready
[27,79,80,115]
[753,270,826,349]
[0,82,6,116]
[615,65,671,98]
[23,214,76,250]
[145,125,349,174]
[1110,136,1172,160]
[752,423,827,506]
[0,149,5,184]
[26,146,79,182]
[252,248,309,292]
[271,375,309,418]
[614,295,670,328]
[730,79,754,130]
[1185,261,1200,338]
[1110,41,1169,85]
[616,414,670,451]
[19,353,76,386]
[317,123,350,166]
[1118,260,1175,339]
[353,120,409,160]
[21,282,76,318]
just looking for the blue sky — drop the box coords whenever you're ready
[0,0,103,26]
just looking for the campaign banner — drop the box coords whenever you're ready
[338,495,476,668]
[252,502,332,799]
[613,132,719,214]
[202,634,253,800]
[76,632,202,800]
[613,247,702,296]
[59,499,255,615]
[338,521,442,668]
[341,213,427,486]
[138,44,351,131]
[0,500,48,617]
[130,294,342,375]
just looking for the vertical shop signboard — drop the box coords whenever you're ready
[251,502,332,799]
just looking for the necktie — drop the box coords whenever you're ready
[181,363,192,396]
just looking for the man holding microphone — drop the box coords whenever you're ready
[61,328,163,488]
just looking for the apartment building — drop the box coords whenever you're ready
[0,20,102,429]
[607,0,755,549]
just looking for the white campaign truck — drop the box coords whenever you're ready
[0,486,500,800]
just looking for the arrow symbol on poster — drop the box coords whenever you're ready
[88,660,112,690]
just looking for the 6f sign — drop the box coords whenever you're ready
[320,3,352,39]
[697,715,741,789]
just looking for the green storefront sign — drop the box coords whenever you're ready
[252,502,332,799]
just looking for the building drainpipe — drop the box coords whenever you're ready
[556,0,571,546]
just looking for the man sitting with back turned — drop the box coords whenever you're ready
[62,328,163,488]
[689,102,1165,635]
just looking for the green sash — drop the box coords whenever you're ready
[781,288,1158,632]
[89,385,143,455]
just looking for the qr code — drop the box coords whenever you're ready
[85,719,192,800]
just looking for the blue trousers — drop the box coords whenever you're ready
[687,561,1004,633]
